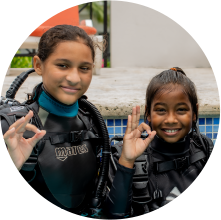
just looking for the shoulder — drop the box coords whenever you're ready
[1,118,10,135]
[0,101,38,135]
[191,132,214,158]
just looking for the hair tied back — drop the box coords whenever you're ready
[170,67,186,76]
[170,67,177,71]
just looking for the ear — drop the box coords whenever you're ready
[145,105,151,122]
[193,103,199,122]
[33,55,43,76]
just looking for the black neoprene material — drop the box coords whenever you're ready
[105,162,135,218]
[107,134,212,218]
[1,101,100,213]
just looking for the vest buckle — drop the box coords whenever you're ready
[174,156,190,170]
[70,131,83,142]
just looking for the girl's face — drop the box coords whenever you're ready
[34,41,93,105]
[147,84,196,143]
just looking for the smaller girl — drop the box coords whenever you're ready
[106,67,214,218]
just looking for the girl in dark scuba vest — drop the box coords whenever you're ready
[2,25,108,216]
[106,67,213,218]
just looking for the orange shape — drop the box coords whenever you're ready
[30,6,96,37]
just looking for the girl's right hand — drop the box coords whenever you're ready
[119,106,156,168]
[3,110,46,171]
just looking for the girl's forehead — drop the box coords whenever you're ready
[46,41,93,62]
[152,84,190,103]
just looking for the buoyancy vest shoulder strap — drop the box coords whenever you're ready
[154,134,213,173]
[20,107,102,172]
[154,151,206,173]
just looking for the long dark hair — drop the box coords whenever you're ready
[144,67,198,130]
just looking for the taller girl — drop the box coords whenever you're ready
[2,25,108,216]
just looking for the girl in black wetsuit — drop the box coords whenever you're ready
[106,67,213,218]
[2,25,108,217]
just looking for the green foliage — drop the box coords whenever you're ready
[79,2,110,24]
[107,59,110,68]
[11,51,32,68]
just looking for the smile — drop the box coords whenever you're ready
[60,86,80,94]
[162,129,181,136]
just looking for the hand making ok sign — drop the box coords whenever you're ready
[119,106,156,168]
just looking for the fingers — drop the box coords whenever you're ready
[131,106,140,131]
[27,130,46,147]
[20,123,46,147]
[143,130,156,147]
[131,107,137,131]
[3,127,16,141]
[4,111,42,143]
[8,110,34,132]
[125,115,132,134]
[135,106,140,128]
[137,122,151,134]
[16,111,34,134]
[126,106,141,134]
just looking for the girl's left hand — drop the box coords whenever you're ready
[119,106,156,168]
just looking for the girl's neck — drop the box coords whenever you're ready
[38,86,79,117]
[150,134,190,157]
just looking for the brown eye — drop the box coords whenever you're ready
[157,108,165,112]
[80,67,89,71]
[57,64,68,68]
[178,108,186,111]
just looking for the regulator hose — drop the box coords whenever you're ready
[5,68,110,208]
[78,97,110,208]
[6,68,35,99]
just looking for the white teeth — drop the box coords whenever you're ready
[165,129,178,133]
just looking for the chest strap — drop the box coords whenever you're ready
[154,151,206,173]
[43,130,102,145]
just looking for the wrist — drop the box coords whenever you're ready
[119,156,135,169]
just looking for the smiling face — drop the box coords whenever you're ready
[147,84,196,143]
[34,40,93,105]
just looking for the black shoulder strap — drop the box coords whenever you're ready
[201,134,214,158]
[154,151,206,173]
[78,109,92,130]
[0,112,14,127]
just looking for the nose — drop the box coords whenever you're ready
[66,68,81,85]
[164,112,178,124]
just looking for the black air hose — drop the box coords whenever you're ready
[5,68,110,208]
[78,97,110,208]
[6,68,35,99]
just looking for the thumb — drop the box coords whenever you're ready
[143,131,156,147]
[27,130,46,147]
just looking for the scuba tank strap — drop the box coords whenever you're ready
[78,108,100,135]
[201,134,214,158]
[78,109,94,131]
[153,151,206,173]
[0,112,14,127]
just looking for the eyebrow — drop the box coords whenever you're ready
[153,102,189,107]
[55,59,72,64]
[55,59,93,66]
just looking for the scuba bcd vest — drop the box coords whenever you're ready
[0,68,110,209]
[109,132,214,205]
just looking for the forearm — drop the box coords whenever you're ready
[105,162,135,219]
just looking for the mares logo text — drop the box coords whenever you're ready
[55,144,88,161]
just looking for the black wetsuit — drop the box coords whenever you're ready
[106,134,212,218]
[1,88,106,217]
